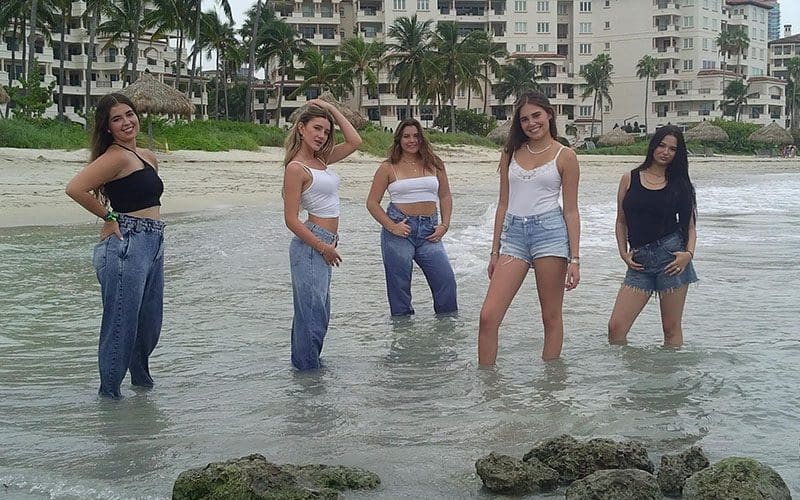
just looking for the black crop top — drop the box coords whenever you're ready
[622,170,681,248]
[103,144,164,213]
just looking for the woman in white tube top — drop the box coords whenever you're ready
[366,119,458,316]
[478,91,581,364]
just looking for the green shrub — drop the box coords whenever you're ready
[0,118,87,149]
[433,107,497,136]
[709,119,760,153]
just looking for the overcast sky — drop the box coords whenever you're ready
[220,0,800,36]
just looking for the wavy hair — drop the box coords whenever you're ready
[504,91,559,155]
[283,105,335,166]
[635,125,697,243]
[89,93,138,205]
[388,118,444,173]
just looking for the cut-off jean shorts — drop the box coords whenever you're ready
[623,231,699,295]
[499,207,570,265]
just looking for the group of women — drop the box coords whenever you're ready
[66,91,698,398]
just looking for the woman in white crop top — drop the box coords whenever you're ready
[478,91,581,364]
[282,99,362,370]
[366,119,458,316]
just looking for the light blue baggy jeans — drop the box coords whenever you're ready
[92,214,165,399]
[289,222,337,370]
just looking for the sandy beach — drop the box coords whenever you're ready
[1,145,798,227]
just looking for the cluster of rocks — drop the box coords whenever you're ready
[172,454,380,499]
[475,434,792,499]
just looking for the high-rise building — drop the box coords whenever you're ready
[765,0,781,41]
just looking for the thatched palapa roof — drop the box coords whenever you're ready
[487,120,512,144]
[119,71,193,116]
[748,122,794,145]
[0,85,9,105]
[684,121,729,143]
[289,92,368,129]
[598,127,635,146]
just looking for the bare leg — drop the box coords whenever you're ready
[532,257,567,360]
[478,256,530,365]
[608,286,652,344]
[658,286,689,347]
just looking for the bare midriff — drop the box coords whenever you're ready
[125,206,161,220]
[308,214,339,234]
[393,201,437,217]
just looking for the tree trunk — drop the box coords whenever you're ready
[222,52,229,119]
[590,92,598,138]
[27,0,39,77]
[175,30,184,89]
[644,76,650,135]
[450,83,456,133]
[483,64,489,115]
[85,6,98,122]
[21,18,27,79]
[58,14,66,120]
[247,0,262,123]
[188,3,201,120]
[10,18,19,82]
[130,23,139,83]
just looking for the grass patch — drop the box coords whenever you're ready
[153,119,285,151]
[0,118,87,149]
[577,143,649,155]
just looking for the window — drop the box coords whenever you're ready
[702,38,708,50]
[538,43,550,52]
[703,17,709,29]
[579,105,592,116]
[683,59,694,70]
[515,21,527,33]
[604,0,610,6]
[604,21,610,29]
[579,1,591,12]
[683,16,694,28]
[604,42,610,51]
[516,43,527,52]
[579,22,592,34]
[557,2,568,14]
[579,43,592,54]
[515,0,527,12]
[537,22,550,33]
[683,37,694,49]
[713,19,719,30]
[537,1,549,12]
[417,0,429,9]
[393,0,405,10]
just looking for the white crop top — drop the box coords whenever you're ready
[387,175,439,204]
[297,163,340,218]
[506,146,565,216]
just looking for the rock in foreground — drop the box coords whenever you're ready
[475,452,558,494]
[683,457,791,500]
[172,454,380,500]
[566,468,662,500]
[657,446,710,497]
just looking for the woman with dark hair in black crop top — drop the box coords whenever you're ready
[65,93,165,399]
[608,125,698,347]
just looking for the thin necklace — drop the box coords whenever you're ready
[525,142,552,155]
[402,157,420,172]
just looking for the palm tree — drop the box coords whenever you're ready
[27,0,39,77]
[187,0,231,117]
[472,30,507,115]
[292,47,349,99]
[258,19,308,124]
[0,0,28,81]
[431,22,482,133]
[241,1,276,122]
[146,0,193,89]
[787,57,800,129]
[636,54,659,135]
[82,0,105,118]
[197,10,235,118]
[727,27,750,79]
[716,29,733,76]
[580,53,614,137]
[720,79,752,121]
[99,0,149,84]
[339,36,379,113]
[366,40,387,126]
[494,58,547,102]
[387,14,434,118]
[53,0,73,119]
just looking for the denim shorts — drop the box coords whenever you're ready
[499,208,570,265]
[623,231,699,294]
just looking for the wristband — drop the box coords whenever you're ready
[490,251,500,256]
[103,210,119,222]
[687,250,694,259]
[569,256,580,265]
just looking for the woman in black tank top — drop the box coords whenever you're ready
[65,93,165,399]
[608,126,698,348]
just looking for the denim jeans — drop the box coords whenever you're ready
[624,231,699,294]
[380,203,458,316]
[289,222,337,370]
[92,215,165,399]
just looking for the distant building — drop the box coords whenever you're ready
[768,25,800,81]
[765,0,781,41]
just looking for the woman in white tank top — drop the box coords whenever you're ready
[282,99,362,370]
[478,91,581,364]
[366,119,458,316]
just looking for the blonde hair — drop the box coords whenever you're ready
[283,105,335,166]
[388,118,444,173]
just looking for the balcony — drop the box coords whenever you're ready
[654,0,680,10]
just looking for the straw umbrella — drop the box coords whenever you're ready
[685,121,729,143]
[289,91,368,129]
[118,71,193,148]
[748,122,794,145]
[0,85,9,105]
[598,127,635,146]
[487,119,511,144]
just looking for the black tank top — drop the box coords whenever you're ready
[103,144,164,213]
[622,170,680,248]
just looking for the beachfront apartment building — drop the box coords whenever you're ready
[0,1,208,123]
[262,0,785,136]
[768,25,800,81]
[766,0,780,41]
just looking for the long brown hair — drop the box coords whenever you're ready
[90,93,139,205]
[388,118,444,173]
[504,91,559,155]
[283,105,335,166]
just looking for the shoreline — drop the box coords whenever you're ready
[1,146,798,228]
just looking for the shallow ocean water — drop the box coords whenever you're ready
[1,163,798,498]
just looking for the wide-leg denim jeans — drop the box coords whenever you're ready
[92,215,165,399]
[380,203,458,316]
[289,222,337,370]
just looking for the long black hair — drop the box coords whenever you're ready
[636,125,696,243]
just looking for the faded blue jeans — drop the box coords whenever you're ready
[92,215,165,399]
[381,203,458,316]
[289,222,337,370]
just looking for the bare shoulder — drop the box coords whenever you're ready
[559,146,578,163]
[140,148,158,168]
